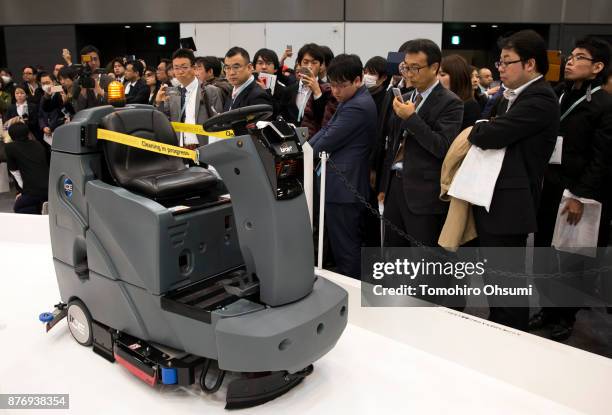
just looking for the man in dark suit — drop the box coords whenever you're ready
[530,36,612,340]
[379,39,463,247]
[310,54,377,278]
[124,60,149,105]
[467,30,560,330]
[222,47,273,112]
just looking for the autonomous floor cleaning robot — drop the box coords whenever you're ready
[42,103,348,408]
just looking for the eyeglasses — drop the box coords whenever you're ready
[172,65,192,72]
[564,54,595,63]
[224,64,246,73]
[495,59,522,69]
[23,72,33,75]
[402,64,428,75]
[255,60,272,67]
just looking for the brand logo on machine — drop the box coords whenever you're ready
[279,142,293,154]
[63,178,74,198]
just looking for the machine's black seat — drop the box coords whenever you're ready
[100,108,218,200]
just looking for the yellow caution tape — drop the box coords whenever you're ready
[97,128,198,163]
[171,122,235,139]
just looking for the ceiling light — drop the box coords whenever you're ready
[124,25,131,29]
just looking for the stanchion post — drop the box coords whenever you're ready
[317,152,328,270]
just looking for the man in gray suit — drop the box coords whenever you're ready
[155,48,224,149]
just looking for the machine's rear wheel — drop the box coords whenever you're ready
[67,299,93,346]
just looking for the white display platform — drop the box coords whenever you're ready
[0,213,610,414]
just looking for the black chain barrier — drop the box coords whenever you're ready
[324,158,612,280]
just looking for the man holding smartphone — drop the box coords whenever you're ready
[280,43,337,138]
[379,39,463,248]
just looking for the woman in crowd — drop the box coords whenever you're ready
[438,55,481,129]
[0,76,12,118]
[4,122,48,214]
[144,66,160,105]
[5,86,40,139]
[470,65,488,111]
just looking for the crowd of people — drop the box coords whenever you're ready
[1,29,611,340]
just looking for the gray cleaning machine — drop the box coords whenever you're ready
[42,103,348,408]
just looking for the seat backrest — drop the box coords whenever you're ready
[100,108,185,187]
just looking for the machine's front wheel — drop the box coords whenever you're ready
[67,299,93,346]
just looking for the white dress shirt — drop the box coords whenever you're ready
[503,75,543,110]
[181,77,200,146]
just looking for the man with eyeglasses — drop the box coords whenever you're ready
[21,65,43,106]
[155,48,224,149]
[466,30,560,331]
[309,54,377,279]
[222,46,273,112]
[529,36,612,340]
[378,39,463,250]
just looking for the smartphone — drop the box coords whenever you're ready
[126,54,136,62]
[392,88,404,103]
[51,85,63,93]
[297,67,312,78]
[287,44,292,51]
[489,80,501,89]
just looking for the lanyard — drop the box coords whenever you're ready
[559,86,602,122]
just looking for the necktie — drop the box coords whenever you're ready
[179,87,187,122]
[393,93,422,164]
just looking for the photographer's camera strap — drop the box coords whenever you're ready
[171,122,235,139]
[97,128,199,163]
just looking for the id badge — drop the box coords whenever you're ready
[549,136,563,164]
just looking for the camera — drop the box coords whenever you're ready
[73,55,105,89]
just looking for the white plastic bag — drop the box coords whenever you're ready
[448,146,506,212]
[551,190,602,258]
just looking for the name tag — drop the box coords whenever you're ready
[549,136,563,164]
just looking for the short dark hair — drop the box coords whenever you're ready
[58,66,77,81]
[145,66,156,75]
[320,45,334,67]
[297,43,325,65]
[253,48,280,70]
[37,71,55,83]
[111,57,125,68]
[400,39,442,68]
[225,47,250,64]
[126,60,144,77]
[22,65,37,74]
[441,54,473,102]
[499,29,548,75]
[158,58,171,68]
[365,56,388,78]
[574,36,611,77]
[171,48,196,65]
[327,54,363,83]
[80,45,100,57]
[196,56,222,77]
[0,67,12,76]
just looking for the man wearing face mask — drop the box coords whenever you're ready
[363,56,390,116]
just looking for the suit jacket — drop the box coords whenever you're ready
[535,79,612,246]
[157,82,224,145]
[380,82,464,215]
[5,102,40,139]
[223,80,274,112]
[125,78,149,104]
[310,86,377,204]
[468,77,560,235]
